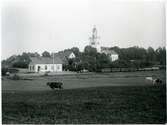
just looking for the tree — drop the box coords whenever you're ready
[12,53,31,68]
[80,46,111,72]
[96,53,111,68]
[84,45,97,56]
[42,51,51,57]
[71,47,80,57]
[27,52,40,57]
[147,47,156,62]
[156,47,166,65]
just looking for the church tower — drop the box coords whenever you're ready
[89,25,101,52]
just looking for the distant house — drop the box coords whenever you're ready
[68,52,76,59]
[53,50,76,65]
[29,57,63,72]
[101,47,119,62]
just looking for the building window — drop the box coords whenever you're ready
[51,65,54,70]
[45,65,47,70]
[57,65,60,70]
[32,65,35,71]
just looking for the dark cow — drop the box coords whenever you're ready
[154,78,163,85]
[47,82,63,90]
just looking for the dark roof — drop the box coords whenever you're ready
[54,50,74,58]
[101,47,118,55]
[29,57,62,65]
[53,50,75,64]
[110,50,118,55]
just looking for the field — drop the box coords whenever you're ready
[2,70,166,124]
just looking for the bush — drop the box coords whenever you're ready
[12,62,28,68]
[11,74,21,80]
[43,72,49,76]
[2,68,8,76]
[8,68,19,74]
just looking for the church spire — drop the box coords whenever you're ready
[89,25,101,52]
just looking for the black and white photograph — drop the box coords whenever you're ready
[1,0,166,124]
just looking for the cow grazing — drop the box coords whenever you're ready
[145,77,153,81]
[47,82,63,90]
[145,77,163,85]
[153,78,163,85]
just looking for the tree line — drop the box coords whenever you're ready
[2,46,166,72]
[66,46,166,72]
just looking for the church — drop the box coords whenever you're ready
[89,26,119,62]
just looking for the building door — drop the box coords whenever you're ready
[37,66,40,72]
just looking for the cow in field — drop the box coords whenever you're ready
[145,77,163,85]
[153,78,162,85]
[47,82,63,90]
[145,77,153,81]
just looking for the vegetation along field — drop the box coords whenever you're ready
[2,70,166,124]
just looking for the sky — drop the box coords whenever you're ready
[1,0,166,59]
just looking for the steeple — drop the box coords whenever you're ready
[89,25,101,52]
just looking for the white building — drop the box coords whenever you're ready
[101,47,119,62]
[68,52,76,59]
[110,51,119,62]
[29,57,63,72]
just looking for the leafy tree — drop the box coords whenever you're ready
[96,53,111,68]
[111,60,131,68]
[2,46,166,71]
[79,46,111,72]
[27,52,40,57]
[147,47,156,62]
[12,53,31,68]
[156,47,166,65]
[2,67,8,76]
[84,45,97,56]
[71,47,80,57]
[42,51,51,57]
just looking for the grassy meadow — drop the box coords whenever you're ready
[2,70,166,124]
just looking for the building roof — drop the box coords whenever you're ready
[54,50,74,58]
[29,57,63,65]
[53,50,75,64]
[109,50,118,55]
[101,47,118,55]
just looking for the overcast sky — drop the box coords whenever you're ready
[1,0,166,59]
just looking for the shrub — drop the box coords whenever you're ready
[2,68,8,76]
[8,68,19,74]
[43,72,49,76]
[11,74,21,80]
